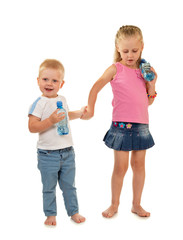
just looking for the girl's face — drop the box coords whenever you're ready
[116,35,144,69]
[37,68,64,98]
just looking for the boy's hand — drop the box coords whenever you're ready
[81,106,94,120]
[49,109,66,124]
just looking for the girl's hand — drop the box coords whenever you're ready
[76,106,87,118]
[49,109,65,124]
[146,67,157,87]
[146,67,157,106]
[80,106,94,120]
[81,106,87,115]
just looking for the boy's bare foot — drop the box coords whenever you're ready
[71,213,86,223]
[102,205,118,218]
[131,205,150,217]
[44,216,57,226]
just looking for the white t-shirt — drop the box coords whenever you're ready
[29,95,74,150]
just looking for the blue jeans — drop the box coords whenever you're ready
[37,147,78,217]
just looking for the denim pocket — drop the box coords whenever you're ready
[37,149,51,155]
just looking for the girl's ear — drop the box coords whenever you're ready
[141,42,144,51]
[115,44,119,52]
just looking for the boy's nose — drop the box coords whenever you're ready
[47,80,53,85]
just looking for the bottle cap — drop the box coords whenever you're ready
[57,101,63,108]
[140,59,146,64]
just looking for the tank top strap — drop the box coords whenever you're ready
[112,62,123,80]
[114,62,123,74]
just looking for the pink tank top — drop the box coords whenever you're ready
[110,62,149,124]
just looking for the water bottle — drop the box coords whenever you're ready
[56,101,69,135]
[140,59,155,81]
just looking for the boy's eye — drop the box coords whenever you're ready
[53,80,58,83]
[43,78,48,81]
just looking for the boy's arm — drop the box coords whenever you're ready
[28,109,65,133]
[81,64,116,120]
[68,107,86,120]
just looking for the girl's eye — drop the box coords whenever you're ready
[133,49,138,53]
[53,80,58,83]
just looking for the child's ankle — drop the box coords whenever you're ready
[111,202,119,208]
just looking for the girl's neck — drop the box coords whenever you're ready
[120,60,139,69]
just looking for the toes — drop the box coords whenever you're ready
[80,217,86,222]
[102,211,108,218]
[102,208,117,218]
[44,217,57,226]
[132,206,150,217]
[71,214,86,223]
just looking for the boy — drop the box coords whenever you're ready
[28,59,85,225]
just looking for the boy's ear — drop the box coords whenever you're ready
[37,77,40,85]
[60,80,65,89]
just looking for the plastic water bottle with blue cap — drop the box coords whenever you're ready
[56,101,69,135]
[140,59,155,81]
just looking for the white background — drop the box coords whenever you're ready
[0,0,183,239]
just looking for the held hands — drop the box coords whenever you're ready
[48,106,94,123]
[80,106,87,117]
[49,109,66,124]
[80,106,94,120]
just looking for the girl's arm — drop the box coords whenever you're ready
[146,67,157,105]
[28,109,65,133]
[81,64,116,120]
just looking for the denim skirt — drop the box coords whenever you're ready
[103,122,155,151]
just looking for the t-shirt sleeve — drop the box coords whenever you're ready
[28,97,43,118]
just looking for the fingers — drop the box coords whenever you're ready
[80,106,87,119]
[151,67,158,78]
[57,112,66,120]
[49,110,66,124]
[80,111,93,120]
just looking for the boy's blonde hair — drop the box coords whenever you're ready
[39,59,65,77]
[114,25,143,63]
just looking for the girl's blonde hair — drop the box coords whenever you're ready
[39,59,65,77]
[114,25,143,64]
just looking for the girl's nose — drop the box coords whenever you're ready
[128,51,133,57]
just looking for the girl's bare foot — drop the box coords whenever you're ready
[71,213,86,223]
[44,216,57,226]
[102,205,118,218]
[131,205,150,217]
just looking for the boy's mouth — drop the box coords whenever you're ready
[45,88,53,91]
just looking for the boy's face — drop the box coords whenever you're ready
[37,68,64,98]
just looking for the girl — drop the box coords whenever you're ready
[82,25,157,217]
